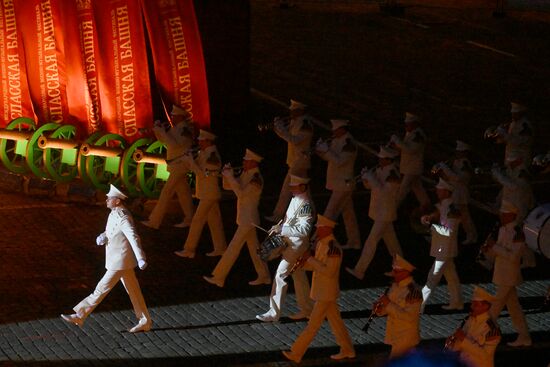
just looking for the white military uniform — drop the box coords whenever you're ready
[499,115,534,167]
[488,223,530,343]
[452,312,501,367]
[146,120,195,228]
[317,129,360,248]
[209,166,270,285]
[73,206,150,325]
[392,126,430,207]
[263,193,314,320]
[421,197,463,310]
[351,163,402,277]
[182,144,226,255]
[270,115,313,219]
[289,234,355,361]
[492,164,534,222]
[376,276,422,357]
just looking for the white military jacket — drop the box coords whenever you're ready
[223,167,263,227]
[491,223,524,287]
[101,206,146,271]
[318,132,357,192]
[363,163,401,222]
[303,234,342,302]
[274,115,313,171]
[153,121,193,174]
[501,116,534,165]
[394,127,426,175]
[441,158,472,205]
[429,198,460,259]
[280,194,314,263]
[454,312,501,367]
[492,165,534,219]
[376,276,422,347]
[186,145,221,200]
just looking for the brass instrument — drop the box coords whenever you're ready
[473,163,503,175]
[444,318,467,351]
[205,165,244,177]
[430,160,452,176]
[476,221,500,270]
[483,123,509,140]
[257,116,291,132]
[362,287,390,332]
[288,248,312,276]
[532,153,550,174]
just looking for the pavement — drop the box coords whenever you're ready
[2,1,550,366]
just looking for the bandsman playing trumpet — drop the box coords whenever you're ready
[374,255,422,358]
[315,119,361,249]
[203,149,270,287]
[499,102,534,167]
[265,100,314,223]
[174,130,227,258]
[446,286,501,367]
[281,215,355,363]
[346,146,402,280]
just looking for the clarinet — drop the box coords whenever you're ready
[476,221,500,266]
[444,318,467,351]
[362,287,390,333]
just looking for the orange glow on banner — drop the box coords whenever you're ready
[94,0,152,142]
[0,0,34,127]
[14,0,69,125]
[141,0,210,129]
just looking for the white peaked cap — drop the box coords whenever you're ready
[472,286,496,303]
[506,150,523,162]
[436,177,454,191]
[392,254,415,272]
[378,145,399,159]
[500,200,519,214]
[456,140,471,151]
[315,214,337,228]
[243,149,263,162]
[510,102,527,113]
[289,99,307,111]
[404,112,419,123]
[106,184,127,200]
[289,174,310,186]
[330,119,349,131]
[198,129,216,140]
[171,104,188,116]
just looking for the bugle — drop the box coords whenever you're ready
[483,123,508,141]
[257,116,291,132]
[362,287,390,332]
[205,165,244,177]
[476,221,500,270]
[473,163,503,175]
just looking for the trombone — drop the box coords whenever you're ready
[257,116,291,132]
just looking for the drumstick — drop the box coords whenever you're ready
[252,223,270,233]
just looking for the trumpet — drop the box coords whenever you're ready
[483,123,508,140]
[257,116,291,132]
[473,163,503,175]
[476,221,500,269]
[444,318,467,351]
[205,165,244,177]
[430,160,452,176]
[362,287,390,333]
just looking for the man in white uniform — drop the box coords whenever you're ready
[282,215,355,363]
[265,100,313,222]
[496,102,534,167]
[203,149,270,287]
[346,146,402,280]
[174,129,226,258]
[257,174,314,322]
[61,185,151,333]
[315,119,360,249]
[142,105,195,229]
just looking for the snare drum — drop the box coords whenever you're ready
[258,234,287,261]
[523,203,550,259]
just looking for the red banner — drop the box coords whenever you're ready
[14,0,69,125]
[94,0,152,141]
[141,0,210,129]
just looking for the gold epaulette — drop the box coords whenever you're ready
[406,283,423,303]
[386,170,401,183]
[327,240,341,257]
[342,138,356,152]
[298,203,313,216]
[485,318,501,340]
[250,172,263,187]
[519,122,533,136]
[448,204,461,218]
[206,151,221,165]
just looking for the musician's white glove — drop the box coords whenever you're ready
[221,163,234,177]
[269,224,282,235]
[138,259,147,270]
[315,138,329,153]
[96,233,107,246]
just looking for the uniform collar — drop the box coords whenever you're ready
[471,311,490,323]
[396,276,414,287]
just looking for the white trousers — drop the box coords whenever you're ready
[74,269,150,322]
[323,190,361,247]
[212,225,269,281]
[354,221,402,274]
[290,300,355,359]
[398,174,430,208]
[183,199,226,253]
[422,258,463,309]
[266,259,312,319]
[148,170,195,227]
[489,285,530,339]
[457,204,477,241]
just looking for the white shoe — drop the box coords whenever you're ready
[174,250,195,258]
[173,221,191,228]
[206,250,225,257]
[61,313,84,328]
[128,318,152,333]
[203,276,224,288]
[282,350,301,363]
[507,337,532,347]
[140,220,159,230]
[256,313,279,322]
[345,267,365,280]
[248,277,271,286]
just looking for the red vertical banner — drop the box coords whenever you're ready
[93,0,152,141]
[141,0,210,129]
[14,0,69,125]
[0,0,35,127]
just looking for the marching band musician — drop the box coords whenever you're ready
[174,130,227,258]
[390,112,431,212]
[203,149,270,287]
[257,174,314,322]
[346,146,403,280]
[435,140,478,245]
[142,105,196,229]
[265,100,314,223]
[375,254,422,358]
[420,178,463,312]
[498,102,534,167]
[315,119,361,249]
[282,214,355,363]
[446,286,501,367]
[483,201,532,347]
